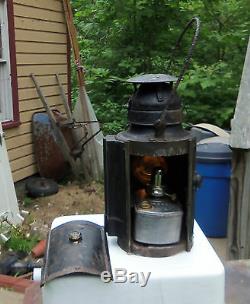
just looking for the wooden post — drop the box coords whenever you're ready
[228,37,250,259]
[55,74,73,122]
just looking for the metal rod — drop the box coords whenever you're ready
[80,129,102,153]
[168,17,201,92]
[155,17,201,134]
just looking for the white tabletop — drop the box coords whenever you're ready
[43,214,225,304]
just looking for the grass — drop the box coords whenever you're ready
[22,196,33,208]
[0,222,39,254]
[4,228,39,253]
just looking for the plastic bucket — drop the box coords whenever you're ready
[195,137,232,237]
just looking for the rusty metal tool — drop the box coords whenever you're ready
[32,111,74,180]
[30,73,80,178]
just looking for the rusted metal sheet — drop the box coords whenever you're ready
[225,260,250,304]
[41,220,112,286]
[32,111,75,181]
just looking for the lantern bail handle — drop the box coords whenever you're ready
[155,17,200,134]
[168,16,200,91]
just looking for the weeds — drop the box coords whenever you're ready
[23,196,33,207]
[0,219,39,254]
[4,227,39,253]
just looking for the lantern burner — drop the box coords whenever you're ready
[134,168,183,246]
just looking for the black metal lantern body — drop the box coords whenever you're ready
[104,74,196,257]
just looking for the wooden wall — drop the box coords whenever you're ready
[5,0,69,182]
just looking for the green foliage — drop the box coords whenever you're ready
[71,0,249,131]
[0,225,39,254]
[94,99,127,134]
[23,196,33,207]
[4,228,38,253]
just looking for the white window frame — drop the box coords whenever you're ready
[0,0,13,122]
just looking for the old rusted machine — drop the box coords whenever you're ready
[104,18,201,257]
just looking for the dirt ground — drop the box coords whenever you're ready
[16,181,105,239]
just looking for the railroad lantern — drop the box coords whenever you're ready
[104,17,200,257]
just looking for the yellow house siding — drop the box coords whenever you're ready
[5,0,69,182]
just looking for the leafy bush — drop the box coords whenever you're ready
[71,0,249,132]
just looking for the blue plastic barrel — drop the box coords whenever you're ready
[195,137,232,237]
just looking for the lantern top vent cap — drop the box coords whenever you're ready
[127,74,177,84]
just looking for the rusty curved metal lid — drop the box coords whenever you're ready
[41,220,112,286]
[128,74,177,84]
